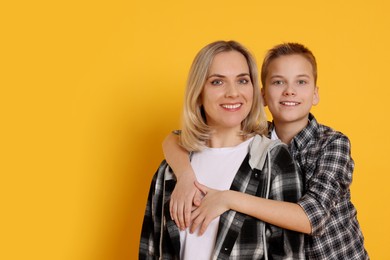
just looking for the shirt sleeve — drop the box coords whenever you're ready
[268,145,305,259]
[297,134,354,236]
[139,161,167,259]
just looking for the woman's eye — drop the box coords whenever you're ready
[211,80,223,85]
[238,78,250,84]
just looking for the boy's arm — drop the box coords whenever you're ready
[297,134,354,236]
[190,145,311,235]
[162,132,202,230]
[191,183,311,235]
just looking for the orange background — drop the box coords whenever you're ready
[1,0,389,259]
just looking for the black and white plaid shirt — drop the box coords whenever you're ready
[139,135,304,259]
[270,113,369,259]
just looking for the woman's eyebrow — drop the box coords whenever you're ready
[207,74,226,79]
[207,73,250,79]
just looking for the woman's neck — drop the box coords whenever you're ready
[208,128,246,148]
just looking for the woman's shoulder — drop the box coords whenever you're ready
[248,134,289,170]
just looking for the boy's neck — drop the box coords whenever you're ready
[274,118,309,144]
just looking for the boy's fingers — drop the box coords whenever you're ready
[190,219,200,234]
[189,211,201,234]
[199,218,211,236]
[194,180,208,195]
[193,189,203,207]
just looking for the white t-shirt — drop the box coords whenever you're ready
[179,137,254,260]
[271,128,279,141]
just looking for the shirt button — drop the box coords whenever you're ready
[254,173,258,178]
[224,247,229,251]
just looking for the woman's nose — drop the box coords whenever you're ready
[225,83,239,97]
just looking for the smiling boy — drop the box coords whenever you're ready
[260,43,368,259]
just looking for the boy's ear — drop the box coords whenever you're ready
[312,86,320,106]
[261,88,267,106]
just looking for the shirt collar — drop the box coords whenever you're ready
[268,113,318,149]
[292,113,318,149]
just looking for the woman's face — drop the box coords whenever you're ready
[201,51,253,132]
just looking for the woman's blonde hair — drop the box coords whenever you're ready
[180,40,267,152]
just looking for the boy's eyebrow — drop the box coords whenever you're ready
[207,73,250,79]
[296,74,311,78]
[269,74,311,78]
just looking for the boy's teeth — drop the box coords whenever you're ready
[281,102,298,106]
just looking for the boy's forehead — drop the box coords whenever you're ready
[267,54,314,76]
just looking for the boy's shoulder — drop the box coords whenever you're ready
[310,114,351,146]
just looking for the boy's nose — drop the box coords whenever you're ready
[283,85,296,96]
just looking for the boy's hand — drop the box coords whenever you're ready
[190,181,230,235]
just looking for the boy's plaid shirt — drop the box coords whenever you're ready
[271,113,369,259]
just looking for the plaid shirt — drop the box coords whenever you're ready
[270,114,369,259]
[139,135,304,259]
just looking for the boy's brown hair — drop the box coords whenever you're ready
[261,43,317,88]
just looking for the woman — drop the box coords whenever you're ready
[139,40,304,259]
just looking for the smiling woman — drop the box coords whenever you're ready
[179,41,266,152]
[139,40,304,259]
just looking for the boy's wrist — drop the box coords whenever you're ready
[224,190,234,210]
[175,170,196,182]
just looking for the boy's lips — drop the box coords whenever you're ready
[280,101,300,106]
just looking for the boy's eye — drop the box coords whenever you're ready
[297,80,307,85]
[272,80,284,85]
[211,80,223,85]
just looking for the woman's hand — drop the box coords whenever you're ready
[190,181,230,235]
[170,174,203,230]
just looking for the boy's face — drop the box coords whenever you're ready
[262,54,319,128]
